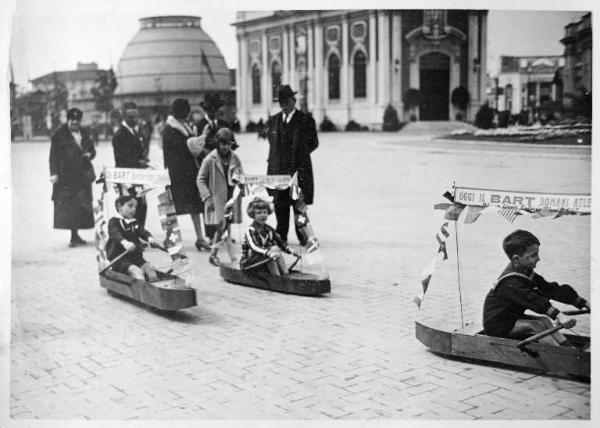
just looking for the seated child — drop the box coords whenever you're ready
[240,198,297,276]
[105,195,158,281]
[483,229,589,346]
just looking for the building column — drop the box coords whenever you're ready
[282,26,289,85]
[479,12,488,109]
[239,33,249,126]
[368,11,377,126]
[289,25,296,90]
[261,31,270,116]
[314,20,324,124]
[536,81,541,107]
[236,33,243,124]
[467,12,479,121]
[377,10,391,116]
[391,12,402,112]
[341,14,350,124]
[307,21,314,112]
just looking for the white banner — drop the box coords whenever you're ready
[104,168,170,187]
[454,186,591,213]
[236,174,292,188]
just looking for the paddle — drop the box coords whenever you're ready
[242,258,271,272]
[98,249,130,275]
[287,254,301,273]
[516,324,565,349]
[562,309,590,316]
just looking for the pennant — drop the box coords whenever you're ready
[554,208,569,219]
[415,255,439,308]
[532,208,555,219]
[497,207,523,224]
[462,205,484,224]
[433,203,465,221]
[201,50,215,83]
[170,257,191,276]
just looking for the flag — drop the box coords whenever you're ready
[170,257,191,276]
[462,205,484,224]
[201,50,215,83]
[554,208,569,219]
[497,207,521,224]
[433,203,465,221]
[532,208,555,219]
[436,222,450,260]
[414,255,438,308]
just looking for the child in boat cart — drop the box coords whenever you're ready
[105,195,159,281]
[240,198,299,275]
[483,229,590,346]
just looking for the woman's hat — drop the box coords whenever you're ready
[171,98,191,119]
[66,108,83,121]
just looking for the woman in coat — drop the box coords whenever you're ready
[162,98,210,251]
[49,108,96,247]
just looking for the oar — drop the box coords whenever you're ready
[242,258,271,271]
[516,324,565,349]
[98,249,130,275]
[562,309,590,316]
[287,254,301,273]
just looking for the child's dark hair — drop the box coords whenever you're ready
[503,230,540,258]
[115,195,137,210]
[247,198,273,218]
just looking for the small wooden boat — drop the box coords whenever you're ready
[100,269,197,312]
[220,262,330,296]
[415,319,590,380]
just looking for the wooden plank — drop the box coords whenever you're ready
[415,321,452,354]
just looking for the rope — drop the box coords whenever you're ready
[455,219,465,329]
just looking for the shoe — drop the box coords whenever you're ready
[209,254,221,267]
[69,240,79,247]
[72,236,87,245]
[195,240,211,251]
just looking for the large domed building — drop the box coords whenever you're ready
[115,15,234,116]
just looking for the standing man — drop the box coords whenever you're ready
[264,85,319,245]
[112,101,149,228]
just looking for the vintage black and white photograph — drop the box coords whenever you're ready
[1,0,597,424]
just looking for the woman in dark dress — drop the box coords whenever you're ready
[49,108,96,247]
[162,98,210,251]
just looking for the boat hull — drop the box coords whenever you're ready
[100,270,197,311]
[416,320,590,379]
[219,263,330,296]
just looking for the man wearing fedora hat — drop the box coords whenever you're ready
[264,84,319,245]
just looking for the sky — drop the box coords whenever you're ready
[7,0,591,89]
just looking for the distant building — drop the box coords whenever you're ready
[233,9,489,129]
[115,15,235,117]
[30,62,105,126]
[560,12,592,96]
[495,55,564,114]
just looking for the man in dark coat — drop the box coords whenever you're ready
[49,108,96,246]
[264,85,319,244]
[112,101,149,228]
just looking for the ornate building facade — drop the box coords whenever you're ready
[234,10,488,129]
[560,12,592,96]
[496,56,564,114]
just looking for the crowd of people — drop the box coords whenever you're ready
[49,84,320,274]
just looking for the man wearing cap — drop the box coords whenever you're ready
[112,101,149,228]
[264,85,319,245]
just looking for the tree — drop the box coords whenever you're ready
[382,104,401,131]
[47,73,69,132]
[91,68,118,137]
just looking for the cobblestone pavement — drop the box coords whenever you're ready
[8,132,592,421]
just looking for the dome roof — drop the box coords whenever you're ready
[116,16,230,97]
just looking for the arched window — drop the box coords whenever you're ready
[251,64,261,104]
[353,51,367,98]
[271,62,282,101]
[328,54,340,100]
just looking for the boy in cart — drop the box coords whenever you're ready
[106,195,158,281]
[483,229,590,346]
[240,198,299,276]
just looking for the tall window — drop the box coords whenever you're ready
[271,62,282,101]
[328,54,340,100]
[353,51,367,98]
[251,64,261,104]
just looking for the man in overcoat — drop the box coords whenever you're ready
[112,101,149,227]
[265,85,319,244]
